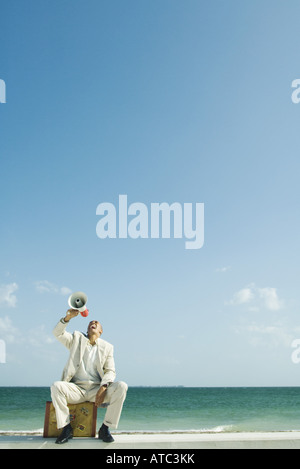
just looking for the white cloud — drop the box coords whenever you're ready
[27,324,56,347]
[231,287,254,305]
[0,316,55,347]
[60,286,72,296]
[0,315,22,343]
[258,287,283,311]
[216,266,231,273]
[0,283,18,308]
[234,323,293,348]
[227,283,284,312]
[35,281,72,296]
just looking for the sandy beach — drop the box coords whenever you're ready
[1,432,300,449]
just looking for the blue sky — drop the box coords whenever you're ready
[1,0,300,386]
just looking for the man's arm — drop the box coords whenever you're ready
[53,309,79,349]
[101,344,116,386]
[95,344,116,407]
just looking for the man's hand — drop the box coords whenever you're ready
[64,309,80,322]
[95,385,107,407]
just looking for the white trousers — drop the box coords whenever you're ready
[51,381,128,430]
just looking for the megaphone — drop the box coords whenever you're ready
[68,291,89,317]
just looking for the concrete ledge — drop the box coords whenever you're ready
[1,432,300,449]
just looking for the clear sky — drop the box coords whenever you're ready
[1,0,300,386]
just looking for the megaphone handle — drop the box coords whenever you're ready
[80,309,89,318]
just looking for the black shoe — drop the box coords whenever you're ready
[55,423,73,444]
[98,423,114,443]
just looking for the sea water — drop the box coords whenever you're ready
[1,387,300,434]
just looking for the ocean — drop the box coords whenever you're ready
[1,387,300,435]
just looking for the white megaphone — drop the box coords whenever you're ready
[68,291,89,317]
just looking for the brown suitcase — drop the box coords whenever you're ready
[43,401,97,438]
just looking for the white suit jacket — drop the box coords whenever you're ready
[53,319,116,386]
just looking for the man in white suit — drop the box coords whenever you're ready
[51,308,128,444]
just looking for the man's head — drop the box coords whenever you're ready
[87,320,103,339]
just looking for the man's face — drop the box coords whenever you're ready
[87,320,103,337]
